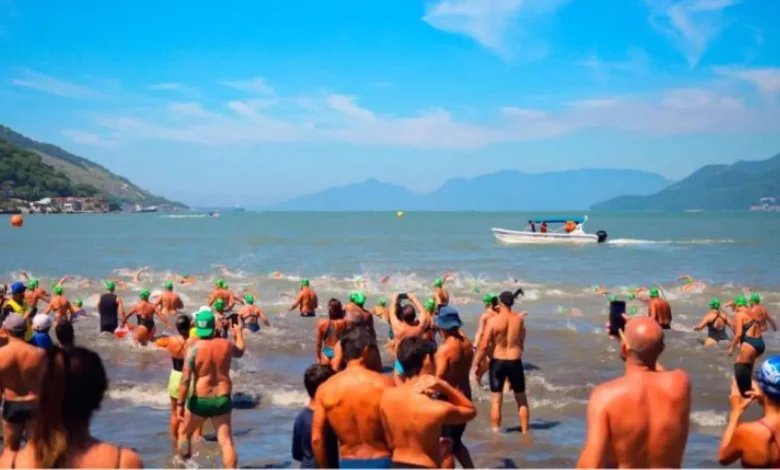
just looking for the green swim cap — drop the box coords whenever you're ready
[629,306,638,315]
[105,280,116,291]
[608,295,617,302]
[483,293,497,306]
[649,288,660,298]
[628,293,636,301]
[709,298,721,309]
[244,294,255,304]
[378,297,387,307]
[164,281,174,290]
[182,274,190,279]
[434,278,443,288]
[424,298,436,312]
[214,298,226,310]
[29,278,39,288]
[734,295,748,307]
[53,286,63,295]
[139,289,151,300]
[74,298,83,308]
[301,278,310,287]
[215,278,224,288]
[353,292,366,307]
[750,293,761,305]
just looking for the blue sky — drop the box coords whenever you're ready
[1,0,779,207]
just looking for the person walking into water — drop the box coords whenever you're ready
[290,279,318,317]
[311,327,394,468]
[166,315,192,448]
[156,281,184,317]
[577,317,691,468]
[694,298,733,346]
[97,281,124,334]
[177,309,245,468]
[122,289,171,345]
[387,293,432,384]
[434,306,476,468]
[750,293,777,332]
[316,299,348,367]
[237,294,269,332]
[473,289,529,433]
[647,287,672,329]
[474,294,501,388]
[42,285,76,325]
[434,278,449,307]
[730,295,768,397]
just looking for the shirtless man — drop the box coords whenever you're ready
[23,278,49,311]
[577,317,691,468]
[0,315,46,451]
[380,336,476,469]
[156,281,184,317]
[312,327,394,468]
[290,279,318,317]
[647,287,672,329]
[750,293,777,332]
[122,289,172,345]
[387,293,432,384]
[238,294,269,333]
[177,310,245,468]
[42,285,77,324]
[209,281,244,312]
[345,292,376,338]
[473,289,529,433]
[434,307,476,468]
[433,278,449,308]
[473,293,498,386]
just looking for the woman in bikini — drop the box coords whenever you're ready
[694,298,733,347]
[719,355,780,468]
[0,347,143,468]
[316,299,348,367]
[730,295,768,398]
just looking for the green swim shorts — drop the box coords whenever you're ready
[187,395,233,418]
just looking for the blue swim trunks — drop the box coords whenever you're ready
[340,457,392,469]
[245,323,260,333]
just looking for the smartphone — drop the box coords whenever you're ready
[397,293,408,301]
[609,301,627,336]
[228,312,240,327]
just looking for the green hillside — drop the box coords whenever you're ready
[0,138,102,207]
[592,153,780,211]
[0,125,186,208]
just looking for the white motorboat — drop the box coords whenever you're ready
[492,216,608,245]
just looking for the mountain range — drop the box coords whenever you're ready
[593,152,780,211]
[0,125,186,209]
[270,169,672,211]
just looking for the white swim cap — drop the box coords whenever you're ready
[193,305,211,319]
[32,314,52,331]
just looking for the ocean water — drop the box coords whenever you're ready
[2,211,779,468]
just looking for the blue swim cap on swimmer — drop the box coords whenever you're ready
[757,356,780,402]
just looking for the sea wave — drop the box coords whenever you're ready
[608,238,736,246]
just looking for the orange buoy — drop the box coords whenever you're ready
[10,215,23,227]
[155,337,170,348]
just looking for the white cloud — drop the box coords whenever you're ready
[422,0,567,59]
[62,130,118,147]
[11,69,105,100]
[222,77,275,95]
[149,82,198,94]
[91,81,778,150]
[715,67,780,101]
[578,49,650,79]
[644,0,739,68]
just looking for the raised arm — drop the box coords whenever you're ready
[408,293,429,324]
[576,388,612,468]
[388,293,403,333]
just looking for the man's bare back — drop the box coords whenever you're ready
[649,298,672,328]
[158,291,183,315]
[190,339,234,397]
[485,310,525,360]
[0,341,45,402]
[436,334,474,393]
[293,287,318,315]
[45,296,75,322]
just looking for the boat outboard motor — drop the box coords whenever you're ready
[596,230,608,243]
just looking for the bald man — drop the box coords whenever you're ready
[577,317,691,468]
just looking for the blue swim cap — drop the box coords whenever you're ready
[757,356,780,402]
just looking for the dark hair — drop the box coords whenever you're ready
[175,315,191,335]
[328,298,345,320]
[340,327,374,362]
[34,347,108,467]
[499,288,524,307]
[397,337,436,378]
[400,304,416,322]
[54,322,74,349]
[304,364,336,399]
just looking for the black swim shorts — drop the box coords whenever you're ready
[489,358,525,393]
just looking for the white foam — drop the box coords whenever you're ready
[107,382,171,409]
[691,410,726,427]
[266,388,309,407]
[608,238,735,246]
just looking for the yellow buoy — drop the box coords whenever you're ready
[396,211,404,217]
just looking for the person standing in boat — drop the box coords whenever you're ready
[540,222,548,233]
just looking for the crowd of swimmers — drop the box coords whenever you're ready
[0,273,777,468]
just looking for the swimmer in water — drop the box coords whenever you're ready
[290,279,318,318]
[208,280,244,313]
[177,274,197,286]
[122,289,172,346]
[237,294,269,333]
[316,299,348,367]
[371,298,392,350]
[694,298,733,347]
[71,298,86,320]
[594,285,610,296]
[165,315,192,449]
[678,274,707,293]
[730,295,768,398]
[156,281,184,317]
[42,285,77,325]
[750,293,777,333]
[434,278,449,307]
[647,288,672,329]
[23,279,49,310]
